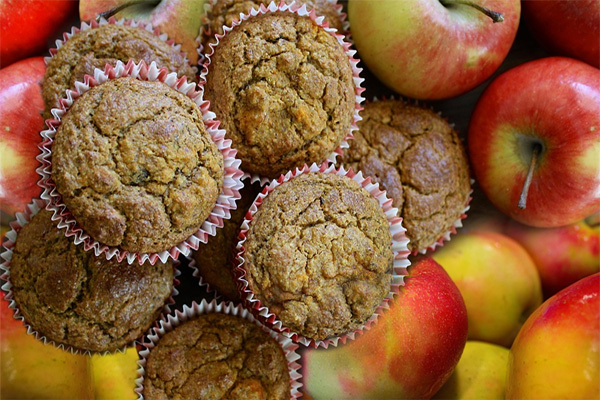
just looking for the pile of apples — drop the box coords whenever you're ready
[0,0,598,399]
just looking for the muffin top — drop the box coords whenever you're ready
[51,77,224,253]
[193,180,263,301]
[43,23,196,119]
[339,100,471,252]
[202,0,344,51]
[243,172,393,341]
[9,210,174,353]
[142,313,290,400]
[204,11,356,179]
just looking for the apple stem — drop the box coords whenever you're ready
[439,0,504,23]
[96,0,159,21]
[518,143,541,210]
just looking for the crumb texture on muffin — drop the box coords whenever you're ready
[51,77,224,253]
[244,173,393,340]
[143,313,290,400]
[205,11,355,178]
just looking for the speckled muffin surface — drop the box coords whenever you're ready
[43,23,196,119]
[339,100,471,252]
[142,313,290,400]
[51,77,224,254]
[243,172,393,341]
[204,11,355,179]
[9,210,174,353]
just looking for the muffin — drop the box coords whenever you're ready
[201,0,345,51]
[43,22,196,119]
[203,10,357,179]
[240,172,393,341]
[192,180,263,301]
[142,312,291,400]
[8,209,174,353]
[51,77,224,254]
[339,100,471,253]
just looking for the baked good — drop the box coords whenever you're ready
[142,313,290,400]
[43,23,196,119]
[51,77,224,254]
[242,172,393,341]
[192,180,263,301]
[339,100,471,252]
[203,11,356,179]
[9,210,174,353]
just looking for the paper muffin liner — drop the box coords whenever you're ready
[199,1,365,186]
[234,162,411,348]
[187,256,225,301]
[135,298,303,399]
[37,59,244,265]
[0,199,182,356]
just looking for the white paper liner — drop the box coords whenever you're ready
[0,199,181,356]
[234,162,411,348]
[36,59,244,265]
[199,1,365,186]
[135,298,303,399]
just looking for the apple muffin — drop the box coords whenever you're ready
[203,10,357,179]
[8,210,174,353]
[339,100,471,253]
[42,23,196,119]
[240,172,393,341]
[51,77,224,254]
[142,313,291,400]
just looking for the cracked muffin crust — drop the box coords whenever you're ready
[204,11,356,179]
[339,100,471,252]
[242,172,393,341]
[142,313,290,400]
[51,77,224,254]
[9,210,174,353]
[43,23,196,119]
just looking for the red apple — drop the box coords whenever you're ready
[522,0,599,68]
[506,273,599,399]
[302,256,468,399]
[468,57,600,228]
[347,0,520,100]
[0,0,78,68]
[0,57,45,221]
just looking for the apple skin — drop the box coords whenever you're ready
[433,231,543,347]
[347,0,520,100]
[0,0,77,68]
[506,273,600,399]
[0,57,45,219]
[91,347,139,399]
[504,218,600,297]
[79,0,203,64]
[522,0,599,68]
[468,57,600,228]
[302,256,468,399]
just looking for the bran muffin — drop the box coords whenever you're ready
[241,172,393,341]
[192,180,263,301]
[203,11,356,179]
[51,77,224,254]
[339,100,471,252]
[43,22,196,119]
[9,209,174,353]
[142,313,291,400]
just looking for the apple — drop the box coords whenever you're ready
[433,341,510,400]
[347,0,520,100]
[506,273,599,399]
[468,56,600,228]
[302,256,468,399]
[432,231,543,347]
[0,0,77,68]
[522,0,599,68]
[79,0,204,64]
[0,57,45,222]
[91,347,139,399]
[504,217,599,297]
